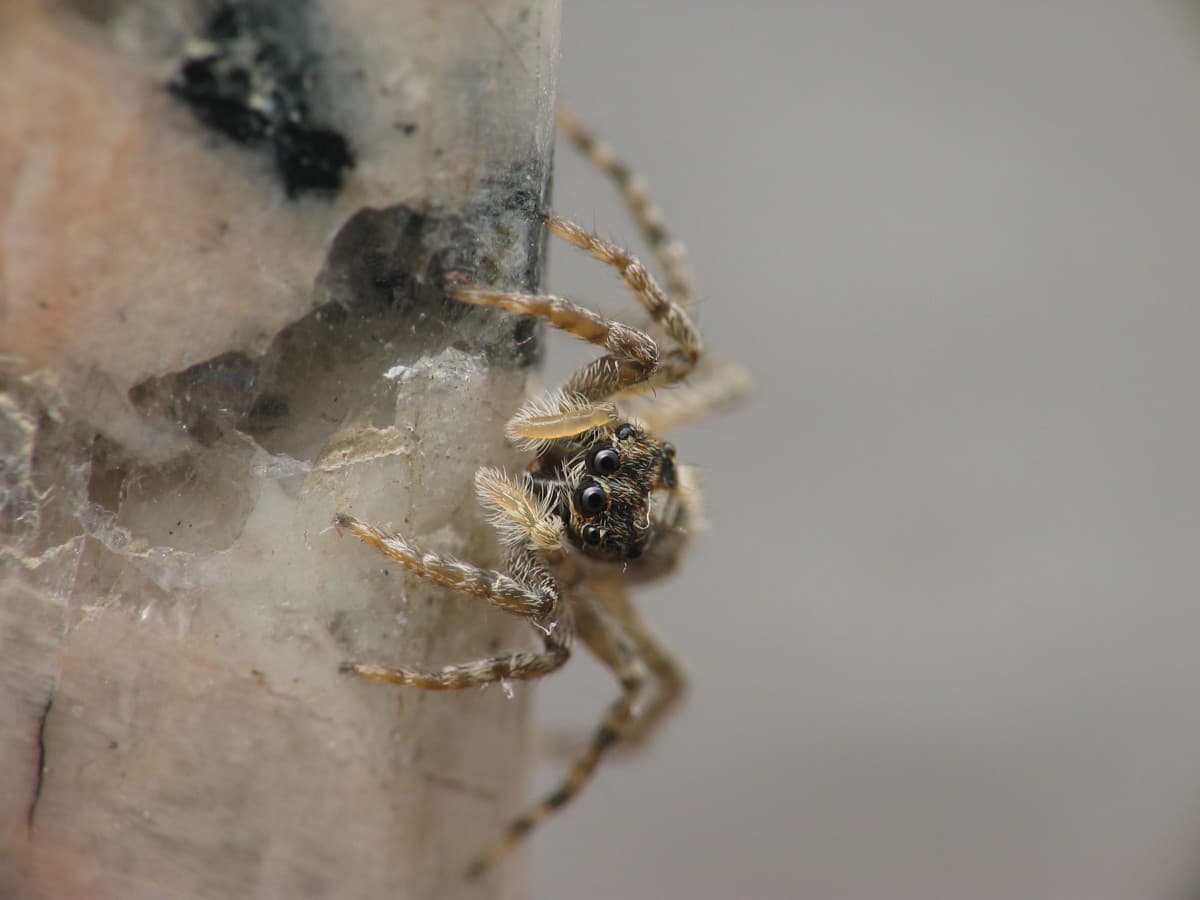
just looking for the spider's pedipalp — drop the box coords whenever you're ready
[505,389,619,450]
[474,466,564,551]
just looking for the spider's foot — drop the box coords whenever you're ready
[339,662,399,683]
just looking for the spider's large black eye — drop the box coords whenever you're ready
[582,524,603,544]
[575,482,607,516]
[589,446,620,476]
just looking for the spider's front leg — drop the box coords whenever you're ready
[335,469,573,689]
[450,211,703,451]
[452,283,660,402]
[339,608,573,691]
[544,215,702,387]
[334,512,557,622]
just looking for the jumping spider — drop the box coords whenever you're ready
[335,107,748,877]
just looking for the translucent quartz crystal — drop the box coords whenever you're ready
[1,2,560,897]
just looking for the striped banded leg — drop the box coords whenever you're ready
[452,285,660,385]
[333,514,558,622]
[545,215,702,382]
[337,468,572,686]
[556,106,695,310]
[603,588,686,752]
[341,609,573,691]
[467,597,646,877]
[451,284,661,443]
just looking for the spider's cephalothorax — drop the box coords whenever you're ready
[335,107,747,879]
[533,422,676,562]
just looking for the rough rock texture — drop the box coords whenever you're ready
[0,1,560,897]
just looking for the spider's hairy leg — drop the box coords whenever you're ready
[623,357,752,435]
[333,514,558,621]
[603,586,686,752]
[467,599,646,878]
[545,215,702,382]
[556,106,695,311]
[536,580,686,762]
[336,512,571,689]
[452,285,659,375]
[341,611,573,691]
[452,283,662,437]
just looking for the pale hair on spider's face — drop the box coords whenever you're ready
[556,422,678,563]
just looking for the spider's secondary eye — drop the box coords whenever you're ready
[575,482,607,516]
[615,423,636,440]
[582,524,603,544]
[589,447,620,476]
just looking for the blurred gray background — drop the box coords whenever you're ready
[532,2,1200,899]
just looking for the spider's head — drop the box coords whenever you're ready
[562,422,677,562]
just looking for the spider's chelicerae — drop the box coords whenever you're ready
[334,107,748,877]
